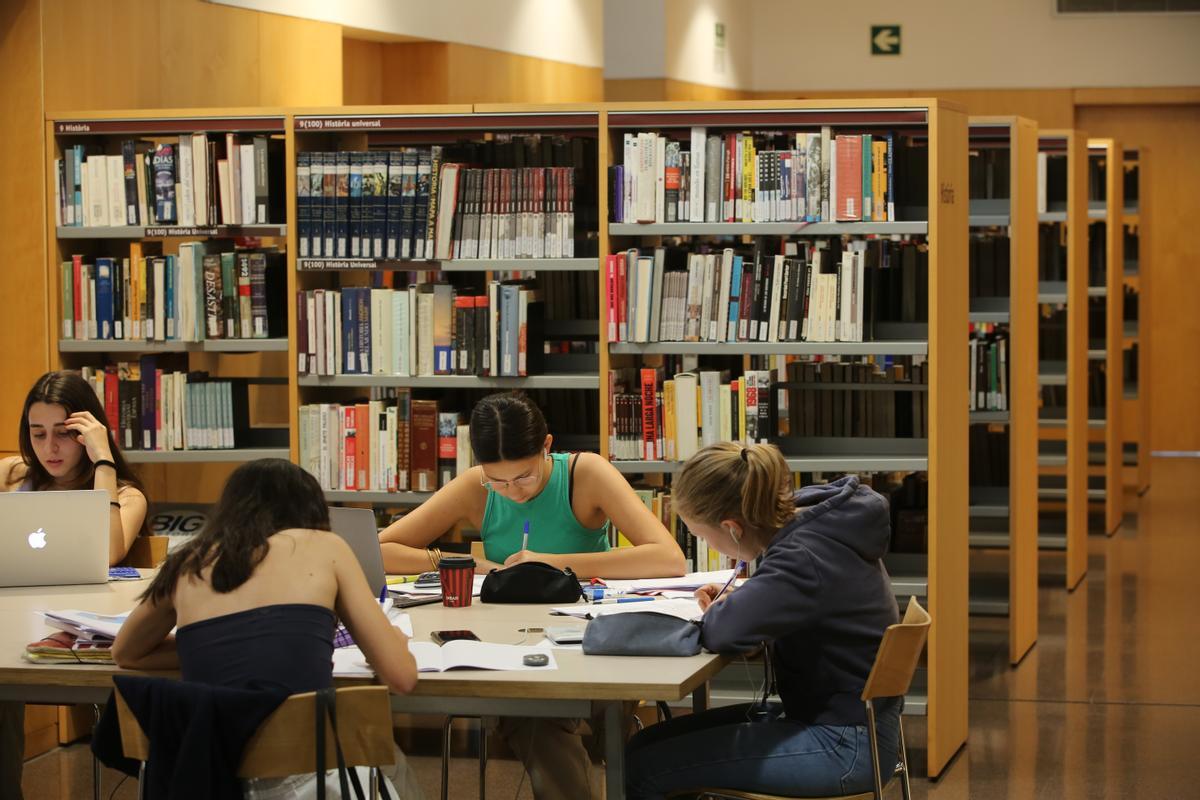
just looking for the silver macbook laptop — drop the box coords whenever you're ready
[327,507,386,596]
[0,490,110,587]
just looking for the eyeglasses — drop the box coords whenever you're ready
[480,456,546,492]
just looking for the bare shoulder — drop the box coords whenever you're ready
[0,456,28,491]
[116,483,147,505]
[570,451,623,483]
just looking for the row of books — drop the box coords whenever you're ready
[608,239,928,344]
[1038,306,1068,361]
[608,358,929,462]
[1038,224,1069,284]
[80,361,254,452]
[1036,153,1067,214]
[969,426,1010,488]
[298,394,471,494]
[297,149,583,263]
[54,134,282,228]
[969,234,1012,298]
[615,487,741,574]
[968,148,1012,201]
[611,128,920,224]
[60,245,286,342]
[969,325,1009,412]
[296,281,544,378]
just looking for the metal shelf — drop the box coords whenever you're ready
[968,215,1010,228]
[612,455,929,474]
[970,532,1010,548]
[1038,455,1067,467]
[298,374,599,390]
[1087,286,1107,298]
[608,221,928,237]
[1037,281,1068,304]
[1038,373,1067,387]
[969,487,1010,518]
[1123,321,1138,339]
[59,338,289,354]
[970,411,1010,424]
[1088,349,1107,360]
[325,490,433,505]
[890,574,928,598]
[1039,487,1106,501]
[57,224,286,239]
[123,447,289,464]
[1038,212,1067,223]
[608,341,929,357]
[296,257,597,272]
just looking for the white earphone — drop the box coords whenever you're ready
[727,526,740,544]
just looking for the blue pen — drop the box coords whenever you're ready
[521,520,530,551]
[379,584,388,603]
[592,596,655,605]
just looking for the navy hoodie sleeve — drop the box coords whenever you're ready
[699,539,821,653]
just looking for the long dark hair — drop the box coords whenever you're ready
[142,458,331,604]
[15,370,144,494]
[469,392,548,463]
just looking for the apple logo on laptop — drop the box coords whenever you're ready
[27,528,47,549]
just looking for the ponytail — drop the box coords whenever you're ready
[674,442,795,533]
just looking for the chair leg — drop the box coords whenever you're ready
[92,704,102,800]
[441,716,454,800]
[478,719,488,800]
[897,717,912,800]
[864,700,884,800]
[369,766,380,799]
[137,761,146,800]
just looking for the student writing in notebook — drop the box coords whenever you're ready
[624,442,901,799]
[0,370,149,799]
[379,392,685,799]
[113,459,424,799]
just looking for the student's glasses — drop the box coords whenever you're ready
[479,457,545,492]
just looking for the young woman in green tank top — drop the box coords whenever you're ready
[379,392,685,578]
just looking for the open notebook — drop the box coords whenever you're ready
[333,641,559,676]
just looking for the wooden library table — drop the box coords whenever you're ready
[0,577,726,799]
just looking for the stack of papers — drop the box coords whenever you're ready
[551,598,705,622]
[43,609,129,642]
[25,630,114,664]
[390,575,487,598]
[598,570,736,594]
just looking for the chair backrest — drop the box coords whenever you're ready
[114,685,396,780]
[860,597,931,702]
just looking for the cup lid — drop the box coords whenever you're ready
[438,555,476,569]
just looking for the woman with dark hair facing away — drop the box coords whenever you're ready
[625,442,901,799]
[378,391,685,578]
[0,370,148,565]
[0,370,150,798]
[113,459,424,798]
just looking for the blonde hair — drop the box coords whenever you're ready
[673,442,795,533]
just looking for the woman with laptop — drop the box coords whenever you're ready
[112,458,424,798]
[0,370,148,565]
[0,370,149,799]
[378,391,686,799]
[623,442,902,799]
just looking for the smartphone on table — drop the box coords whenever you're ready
[431,630,480,645]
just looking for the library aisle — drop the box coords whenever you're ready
[20,458,1200,798]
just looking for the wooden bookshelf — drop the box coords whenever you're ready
[601,99,969,777]
[45,109,293,475]
[1087,139,1124,535]
[1036,130,1089,590]
[965,117,1039,666]
[1120,149,1150,495]
[288,105,604,498]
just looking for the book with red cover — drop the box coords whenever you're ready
[410,399,438,492]
[355,401,371,491]
[640,368,659,461]
[835,135,863,221]
[342,405,357,491]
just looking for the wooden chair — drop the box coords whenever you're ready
[115,685,396,798]
[669,597,931,800]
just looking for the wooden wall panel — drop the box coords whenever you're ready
[604,78,753,102]
[1076,105,1200,451]
[753,88,1075,129]
[42,0,342,113]
[0,0,48,452]
[343,38,384,106]
[379,42,450,105]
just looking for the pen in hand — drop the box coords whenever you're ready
[521,520,530,552]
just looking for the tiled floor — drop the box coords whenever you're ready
[19,458,1200,798]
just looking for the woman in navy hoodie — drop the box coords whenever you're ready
[625,441,901,799]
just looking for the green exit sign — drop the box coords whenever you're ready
[871,25,901,56]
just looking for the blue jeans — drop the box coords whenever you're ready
[625,702,900,800]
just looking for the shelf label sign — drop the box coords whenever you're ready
[871,25,901,56]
